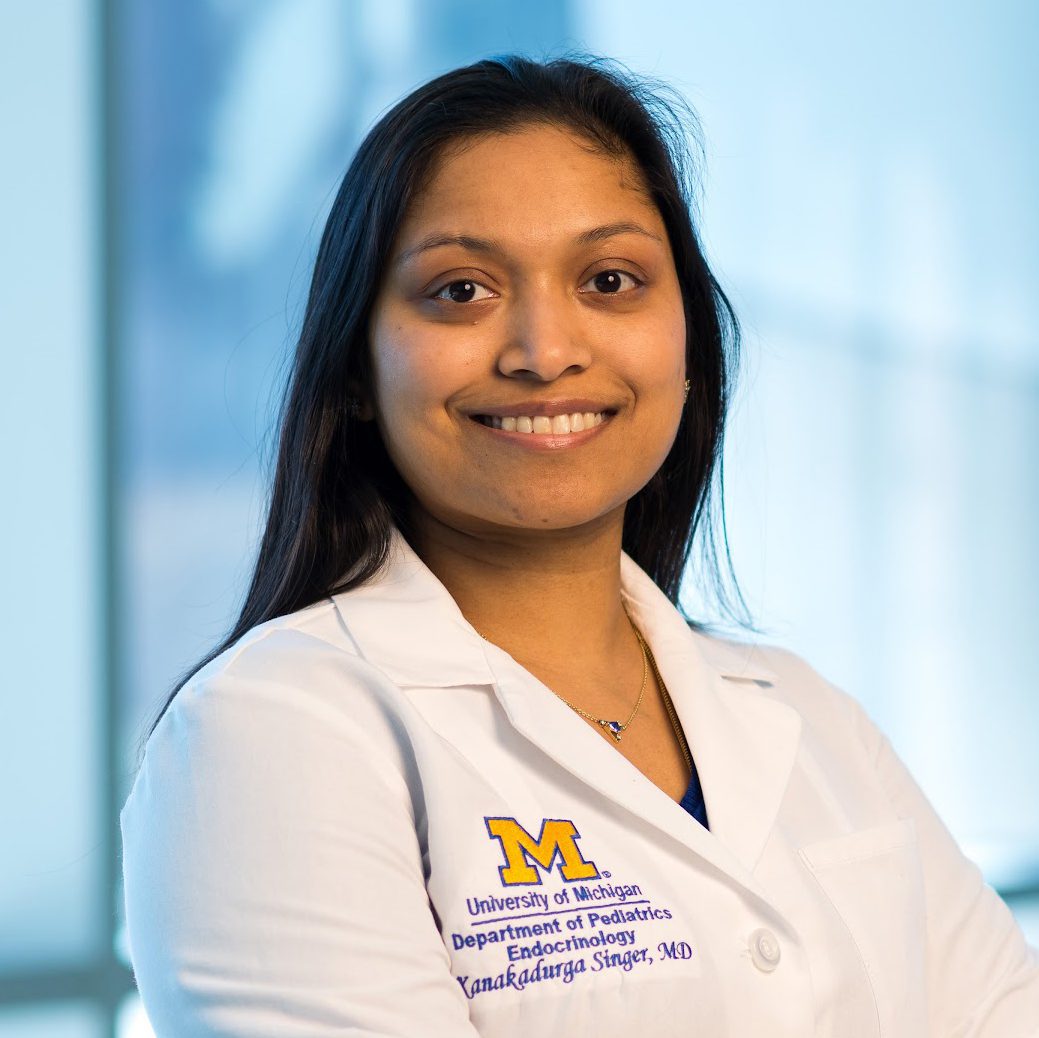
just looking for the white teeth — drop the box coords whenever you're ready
[478,411,608,434]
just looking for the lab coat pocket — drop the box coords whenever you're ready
[799,818,928,1037]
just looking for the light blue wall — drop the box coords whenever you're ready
[0,0,103,974]
[0,1004,102,1038]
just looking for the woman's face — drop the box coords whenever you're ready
[367,123,687,539]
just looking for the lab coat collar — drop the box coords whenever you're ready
[331,525,801,899]
[331,524,777,687]
[331,525,496,687]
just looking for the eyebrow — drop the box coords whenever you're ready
[394,221,664,267]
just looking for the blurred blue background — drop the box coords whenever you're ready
[3,1,1037,1033]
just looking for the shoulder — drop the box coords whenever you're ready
[147,598,418,787]
[188,596,407,700]
[193,598,362,685]
[686,624,833,693]
[688,625,878,754]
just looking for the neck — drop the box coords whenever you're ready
[404,505,633,674]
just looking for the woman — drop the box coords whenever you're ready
[121,55,1039,1036]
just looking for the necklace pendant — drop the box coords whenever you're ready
[604,720,624,742]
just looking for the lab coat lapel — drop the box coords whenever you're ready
[617,553,804,880]
[654,636,803,876]
[484,623,802,907]
[332,526,803,906]
[484,657,748,888]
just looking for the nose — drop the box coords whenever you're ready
[496,286,592,382]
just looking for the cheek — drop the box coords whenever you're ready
[662,292,688,372]
[371,318,438,420]
[622,309,687,390]
[369,322,478,469]
[370,320,411,403]
[372,315,489,419]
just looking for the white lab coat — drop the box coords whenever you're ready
[121,524,1039,1037]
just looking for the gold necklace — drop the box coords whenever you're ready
[632,620,694,773]
[550,605,694,774]
[472,604,694,772]
[550,605,648,742]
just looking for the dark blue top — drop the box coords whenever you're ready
[678,755,709,829]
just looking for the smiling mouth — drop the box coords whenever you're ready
[471,410,612,434]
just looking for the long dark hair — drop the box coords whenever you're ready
[144,53,749,745]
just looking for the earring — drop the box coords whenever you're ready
[683,378,690,401]
[346,397,363,419]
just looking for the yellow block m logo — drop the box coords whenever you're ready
[484,816,599,886]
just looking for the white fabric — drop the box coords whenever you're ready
[121,525,1039,1036]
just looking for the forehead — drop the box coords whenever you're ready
[397,124,661,247]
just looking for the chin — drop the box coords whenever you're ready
[485,497,629,533]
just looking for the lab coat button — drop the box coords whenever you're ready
[749,928,781,972]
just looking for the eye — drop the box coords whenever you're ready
[579,269,644,295]
[430,279,496,304]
